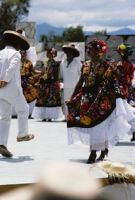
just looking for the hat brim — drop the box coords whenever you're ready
[3,30,30,50]
[0,186,35,200]
[62,45,80,57]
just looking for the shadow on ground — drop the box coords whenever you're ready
[116,142,135,146]
[0,156,34,163]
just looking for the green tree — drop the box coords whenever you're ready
[62,25,85,42]
[0,0,30,49]
[93,29,108,36]
[39,34,48,43]
[47,30,63,43]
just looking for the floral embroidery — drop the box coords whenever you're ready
[67,60,123,128]
[80,115,91,125]
[21,60,40,103]
[36,60,61,107]
[116,61,134,101]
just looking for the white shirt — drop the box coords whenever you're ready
[0,46,22,97]
[60,57,82,89]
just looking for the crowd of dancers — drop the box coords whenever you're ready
[0,29,135,165]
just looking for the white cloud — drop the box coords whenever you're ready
[26,0,135,31]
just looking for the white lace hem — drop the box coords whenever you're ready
[67,98,135,151]
[32,106,64,119]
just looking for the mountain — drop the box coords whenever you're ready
[36,23,135,41]
[109,28,135,35]
[36,23,93,41]
[36,23,66,41]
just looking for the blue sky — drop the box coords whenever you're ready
[26,0,135,32]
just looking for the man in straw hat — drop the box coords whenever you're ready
[0,30,34,157]
[0,162,102,200]
[91,160,135,200]
[60,44,82,119]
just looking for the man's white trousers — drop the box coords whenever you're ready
[0,94,29,146]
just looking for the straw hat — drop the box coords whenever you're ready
[92,161,135,200]
[1,162,101,200]
[95,161,135,185]
[3,30,30,50]
[62,44,80,57]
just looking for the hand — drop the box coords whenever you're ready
[0,80,7,88]
[65,100,72,105]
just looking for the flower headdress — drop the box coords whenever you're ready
[117,43,133,57]
[50,48,57,57]
[87,39,107,56]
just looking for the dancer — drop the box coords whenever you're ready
[60,44,82,119]
[112,44,135,141]
[0,30,34,157]
[20,50,41,103]
[66,39,134,163]
[32,48,63,121]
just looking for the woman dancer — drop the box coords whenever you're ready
[32,48,63,121]
[113,44,135,141]
[20,50,41,104]
[66,39,135,163]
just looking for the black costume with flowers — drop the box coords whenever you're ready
[35,60,61,107]
[20,60,40,103]
[115,61,134,103]
[67,60,123,128]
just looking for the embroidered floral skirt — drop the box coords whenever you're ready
[67,99,135,151]
[21,74,40,103]
[32,82,63,119]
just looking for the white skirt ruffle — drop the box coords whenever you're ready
[67,98,135,151]
[32,106,63,120]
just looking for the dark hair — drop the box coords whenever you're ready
[87,40,101,50]
[5,37,21,49]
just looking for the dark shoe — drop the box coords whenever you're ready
[97,148,108,161]
[131,137,135,142]
[48,119,52,122]
[0,145,13,157]
[131,132,135,142]
[87,151,97,164]
[61,119,67,122]
[42,119,47,122]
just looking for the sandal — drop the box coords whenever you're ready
[17,134,34,142]
[0,145,13,157]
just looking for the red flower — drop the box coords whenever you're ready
[100,99,111,111]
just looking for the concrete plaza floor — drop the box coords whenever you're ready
[0,119,134,185]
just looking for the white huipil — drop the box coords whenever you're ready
[0,46,29,146]
[60,57,82,118]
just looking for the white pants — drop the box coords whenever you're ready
[0,94,29,146]
[63,88,74,119]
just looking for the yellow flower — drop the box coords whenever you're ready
[80,115,91,125]
[104,68,112,77]
[121,52,124,56]
[99,52,103,56]
[120,44,126,50]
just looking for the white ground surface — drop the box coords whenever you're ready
[0,119,134,185]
